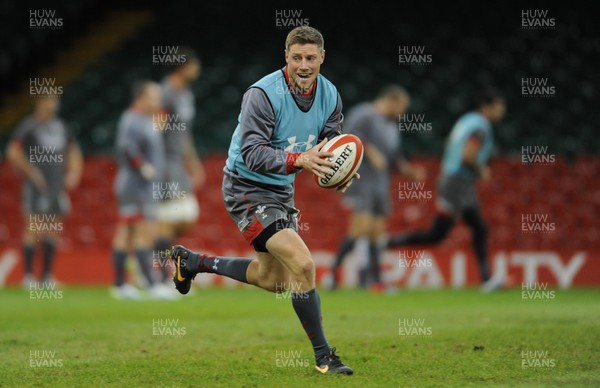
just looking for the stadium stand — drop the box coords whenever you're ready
[0,1,597,285]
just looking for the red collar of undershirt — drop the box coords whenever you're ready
[283,66,317,97]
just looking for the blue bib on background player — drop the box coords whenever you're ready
[226,69,338,186]
[441,112,494,181]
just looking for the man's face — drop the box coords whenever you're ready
[35,96,59,120]
[488,99,506,123]
[388,95,410,119]
[285,43,324,92]
[180,58,201,82]
[142,84,162,113]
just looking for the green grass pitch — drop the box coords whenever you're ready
[1,286,599,387]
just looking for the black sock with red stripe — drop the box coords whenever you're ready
[154,237,173,282]
[112,250,127,287]
[291,288,330,362]
[185,253,252,284]
[23,244,35,275]
[41,240,56,280]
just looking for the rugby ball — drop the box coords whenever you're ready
[314,134,364,189]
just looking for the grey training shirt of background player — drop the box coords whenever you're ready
[114,110,165,202]
[12,115,73,214]
[159,78,196,193]
[343,102,402,195]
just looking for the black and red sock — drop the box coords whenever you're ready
[291,288,330,362]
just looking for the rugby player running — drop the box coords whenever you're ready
[169,26,355,374]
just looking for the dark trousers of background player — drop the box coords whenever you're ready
[333,207,490,288]
[386,207,491,283]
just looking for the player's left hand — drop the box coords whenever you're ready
[411,165,426,181]
[480,166,491,181]
[64,172,80,190]
[336,173,360,193]
[192,168,206,188]
[140,163,156,180]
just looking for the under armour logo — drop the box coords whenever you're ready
[212,258,220,271]
[285,134,316,152]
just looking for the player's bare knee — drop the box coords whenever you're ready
[288,257,314,287]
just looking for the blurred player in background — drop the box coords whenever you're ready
[169,26,354,374]
[154,47,205,283]
[6,95,82,287]
[111,81,176,300]
[385,89,506,292]
[329,85,425,291]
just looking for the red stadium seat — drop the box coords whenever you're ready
[1,155,597,260]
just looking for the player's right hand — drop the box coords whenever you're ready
[30,168,47,192]
[140,163,155,180]
[365,144,387,171]
[480,166,491,181]
[65,172,80,190]
[294,138,335,179]
[410,164,427,181]
[191,169,206,188]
